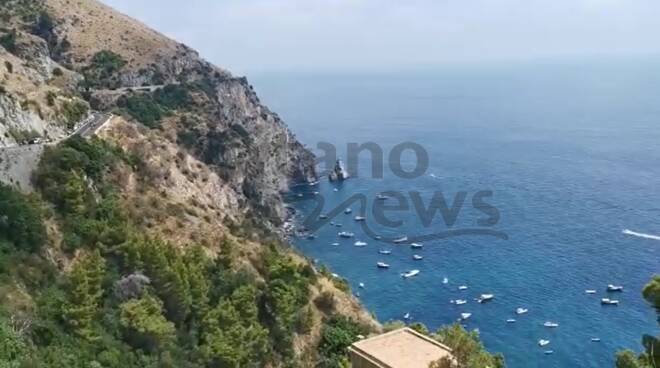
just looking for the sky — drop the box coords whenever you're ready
[101,0,660,75]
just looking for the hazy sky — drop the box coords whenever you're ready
[102,0,660,75]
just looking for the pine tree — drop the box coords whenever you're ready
[63,250,106,341]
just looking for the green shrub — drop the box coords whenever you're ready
[116,93,163,128]
[60,99,88,128]
[318,316,368,367]
[0,183,46,252]
[82,50,126,89]
[0,29,17,53]
[52,67,63,76]
[153,84,190,109]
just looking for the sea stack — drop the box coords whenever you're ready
[329,159,350,181]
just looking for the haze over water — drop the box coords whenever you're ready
[254,59,660,368]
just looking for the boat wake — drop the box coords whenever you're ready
[622,229,660,241]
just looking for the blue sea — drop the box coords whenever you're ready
[253,59,660,368]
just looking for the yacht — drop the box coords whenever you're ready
[413,255,424,260]
[359,282,365,288]
[401,269,420,278]
[601,298,619,305]
[393,236,408,244]
[338,231,354,238]
[506,319,516,323]
[331,242,340,246]
[591,338,601,342]
[544,350,554,355]
[516,308,528,315]
[455,299,467,305]
[344,208,352,214]
[354,216,366,221]
[585,290,597,294]
[378,250,392,255]
[410,243,423,249]
[538,339,550,347]
[442,277,449,284]
[478,294,494,303]
[460,313,472,321]
[403,312,410,320]
[458,285,469,291]
[319,214,328,219]
[376,194,389,200]
[543,321,559,328]
[354,241,367,247]
[377,262,390,269]
[607,284,624,292]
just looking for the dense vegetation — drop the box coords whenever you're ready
[81,50,127,89]
[616,276,660,368]
[116,84,192,128]
[0,136,379,367]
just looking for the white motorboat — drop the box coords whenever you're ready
[344,208,352,214]
[319,214,328,219]
[591,338,601,342]
[331,242,340,246]
[359,282,365,288]
[403,312,410,319]
[607,284,624,292]
[412,255,424,260]
[354,241,367,247]
[377,262,390,269]
[393,236,408,244]
[338,231,354,238]
[331,273,340,278]
[455,299,467,305]
[516,308,528,315]
[376,194,389,200]
[544,350,554,355]
[538,339,550,347]
[378,250,392,255]
[442,277,449,284]
[460,313,472,320]
[458,285,469,291]
[601,298,619,305]
[410,242,423,249]
[478,294,494,303]
[585,290,597,294]
[401,269,420,278]
[354,216,366,221]
[333,188,339,192]
[506,319,516,323]
[543,321,559,328]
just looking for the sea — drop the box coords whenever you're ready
[252,59,660,368]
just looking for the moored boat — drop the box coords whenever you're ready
[460,313,472,320]
[538,339,550,347]
[455,299,467,305]
[344,208,352,214]
[413,254,424,260]
[543,321,559,328]
[354,241,367,247]
[458,285,469,291]
[401,269,420,278]
[478,294,494,303]
[378,250,392,255]
[607,284,623,292]
[338,231,354,238]
[601,298,619,305]
[354,216,366,221]
[393,236,408,244]
[410,242,423,249]
[585,289,597,294]
[516,308,528,315]
[377,262,390,269]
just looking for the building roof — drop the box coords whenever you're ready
[348,327,454,368]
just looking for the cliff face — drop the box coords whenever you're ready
[0,0,316,226]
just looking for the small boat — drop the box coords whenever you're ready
[455,299,467,305]
[359,282,365,288]
[393,236,408,244]
[410,242,423,249]
[379,250,392,255]
[544,350,554,355]
[585,290,597,294]
[377,262,390,269]
[354,241,367,247]
[331,242,339,246]
[538,339,550,347]
[297,193,303,197]
[319,214,328,219]
[344,208,352,214]
[460,313,472,320]
[403,312,410,320]
[354,216,366,221]
[516,308,528,315]
[374,235,382,240]
[330,221,335,226]
[607,284,623,292]
[442,277,449,284]
[506,318,516,323]
[331,273,340,278]
[306,234,317,240]
[601,298,619,305]
[376,194,389,200]
[478,294,494,303]
[543,321,559,328]
[335,223,343,227]
[591,338,601,342]
[333,188,339,192]
[338,231,354,238]
[401,269,420,278]
[458,285,469,291]
[413,255,424,260]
